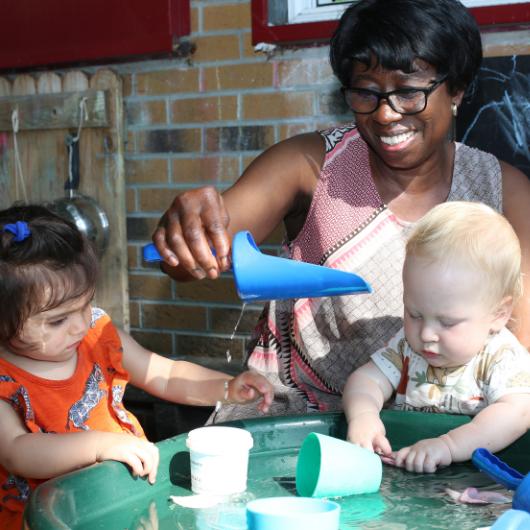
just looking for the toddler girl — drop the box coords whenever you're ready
[0,204,273,528]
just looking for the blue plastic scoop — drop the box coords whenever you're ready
[143,231,372,302]
[472,448,530,512]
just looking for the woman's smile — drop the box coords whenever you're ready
[379,131,417,151]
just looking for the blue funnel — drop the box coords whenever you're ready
[142,231,371,302]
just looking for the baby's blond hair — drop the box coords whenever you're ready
[406,201,522,306]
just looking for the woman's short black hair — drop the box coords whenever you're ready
[330,0,482,94]
[0,204,99,344]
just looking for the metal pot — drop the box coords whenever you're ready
[51,193,109,256]
[48,133,109,256]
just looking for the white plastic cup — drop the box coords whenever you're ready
[186,426,254,495]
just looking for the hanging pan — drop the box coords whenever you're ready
[49,132,109,256]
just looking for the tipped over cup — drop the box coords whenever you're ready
[246,497,340,530]
[296,432,382,498]
[186,426,253,496]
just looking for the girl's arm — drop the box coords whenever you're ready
[119,329,273,410]
[342,361,394,454]
[0,400,159,482]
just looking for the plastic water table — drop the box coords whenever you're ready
[24,410,530,529]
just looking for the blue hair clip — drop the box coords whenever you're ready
[3,221,31,242]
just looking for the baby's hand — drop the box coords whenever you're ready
[228,371,274,413]
[393,437,452,473]
[347,412,392,455]
[95,432,160,484]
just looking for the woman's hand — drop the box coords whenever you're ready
[392,437,452,473]
[152,186,231,280]
[347,411,392,455]
[227,371,274,413]
[151,134,323,282]
[95,432,160,484]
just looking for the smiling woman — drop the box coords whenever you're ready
[154,0,530,422]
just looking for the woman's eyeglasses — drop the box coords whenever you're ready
[342,75,448,115]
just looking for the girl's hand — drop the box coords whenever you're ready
[393,437,452,473]
[227,371,274,413]
[95,432,160,484]
[347,412,392,455]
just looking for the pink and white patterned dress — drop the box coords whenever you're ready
[214,123,502,421]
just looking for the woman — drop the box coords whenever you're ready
[153,0,530,420]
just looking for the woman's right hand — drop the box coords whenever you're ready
[95,432,160,484]
[152,186,232,280]
[151,133,323,282]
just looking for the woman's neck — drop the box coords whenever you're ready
[370,142,456,222]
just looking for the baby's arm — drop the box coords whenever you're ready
[0,400,159,483]
[394,393,530,473]
[119,330,273,412]
[342,361,394,454]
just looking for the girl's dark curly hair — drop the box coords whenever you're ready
[0,204,99,344]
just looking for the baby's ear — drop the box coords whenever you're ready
[490,296,514,333]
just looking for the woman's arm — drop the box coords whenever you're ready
[119,330,273,410]
[153,132,324,280]
[0,400,159,482]
[502,161,530,349]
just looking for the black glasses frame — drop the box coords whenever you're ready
[342,75,449,115]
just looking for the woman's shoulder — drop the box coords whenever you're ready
[455,142,500,167]
[452,142,502,210]
[318,122,361,154]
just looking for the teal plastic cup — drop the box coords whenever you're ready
[296,432,382,497]
[246,497,340,530]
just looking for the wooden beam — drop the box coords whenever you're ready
[0,89,108,131]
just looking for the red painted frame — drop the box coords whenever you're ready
[251,0,530,45]
[0,0,190,71]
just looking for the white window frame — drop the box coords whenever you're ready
[287,0,530,24]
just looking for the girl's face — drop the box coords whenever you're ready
[10,292,93,363]
[402,255,510,368]
[349,60,462,170]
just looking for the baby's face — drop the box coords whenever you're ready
[11,292,93,364]
[402,255,507,368]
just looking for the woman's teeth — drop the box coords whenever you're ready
[380,131,414,145]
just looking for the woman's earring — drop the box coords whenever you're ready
[451,102,458,141]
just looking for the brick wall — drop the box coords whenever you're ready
[121,0,350,366]
[116,1,528,368]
